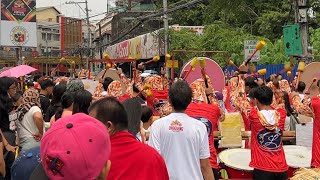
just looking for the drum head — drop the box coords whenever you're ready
[218,148,253,171]
[180,57,225,92]
[283,145,311,168]
[300,62,320,90]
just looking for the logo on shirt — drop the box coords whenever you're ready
[257,128,283,151]
[169,120,183,132]
[193,117,213,136]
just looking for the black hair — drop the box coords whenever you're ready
[26,81,34,87]
[72,90,92,115]
[141,105,153,123]
[248,87,257,99]
[123,97,142,135]
[89,97,128,131]
[245,76,259,89]
[55,92,74,120]
[102,77,113,91]
[51,84,67,106]
[253,86,273,106]
[33,74,41,82]
[318,80,320,88]
[265,77,271,84]
[283,91,294,116]
[40,79,55,90]
[11,92,22,103]
[297,81,306,92]
[0,77,15,113]
[169,80,192,111]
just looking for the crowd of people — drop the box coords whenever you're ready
[0,62,318,180]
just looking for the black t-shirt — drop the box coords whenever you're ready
[0,109,10,132]
[44,103,61,122]
[40,94,50,117]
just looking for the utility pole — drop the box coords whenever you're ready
[128,0,132,11]
[294,0,309,56]
[66,0,92,69]
[99,23,103,59]
[163,0,170,78]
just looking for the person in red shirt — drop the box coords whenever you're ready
[240,86,288,180]
[291,81,320,168]
[88,97,169,180]
[185,79,224,180]
[311,81,320,167]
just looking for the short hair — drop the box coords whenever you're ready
[297,81,306,92]
[33,74,41,82]
[141,105,153,123]
[89,97,128,131]
[254,86,273,106]
[169,80,192,111]
[245,76,259,89]
[40,79,54,90]
[102,77,113,91]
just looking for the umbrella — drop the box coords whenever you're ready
[0,65,38,78]
[0,67,12,74]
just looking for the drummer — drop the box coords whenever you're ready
[291,81,320,168]
[237,86,288,179]
[185,79,224,180]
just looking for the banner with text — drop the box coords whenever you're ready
[0,0,37,47]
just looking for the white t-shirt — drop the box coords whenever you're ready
[148,113,210,180]
[17,106,44,144]
[299,94,305,102]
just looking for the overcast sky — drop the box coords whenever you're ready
[37,0,113,23]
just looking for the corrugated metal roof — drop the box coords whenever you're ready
[224,64,298,81]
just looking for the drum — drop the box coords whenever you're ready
[218,148,253,179]
[283,145,312,177]
[180,57,225,92]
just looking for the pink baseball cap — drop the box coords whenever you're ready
[40,113,111,180]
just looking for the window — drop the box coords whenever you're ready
[47,34,52,41]
[48,18,53,22]
[42,33,46,40]
[53,34,60,41]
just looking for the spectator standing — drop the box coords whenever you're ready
[89,97,169,180]
[39,79,54,117]
[148,80,214,180]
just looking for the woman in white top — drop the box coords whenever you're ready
[16,88,44,151]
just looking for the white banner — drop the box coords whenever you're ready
[0,21,37,47]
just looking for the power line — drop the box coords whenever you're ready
[97,0,206,48]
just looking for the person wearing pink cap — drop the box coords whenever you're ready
[89,97,169,180]
[39,113,111,180]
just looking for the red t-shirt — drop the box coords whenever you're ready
[107,132,169,180]
[248,107,288,172]
[186,102,220,168]
[311,96,320,167]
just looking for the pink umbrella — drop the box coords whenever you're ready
[0,65,38,78]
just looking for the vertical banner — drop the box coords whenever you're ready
[1,0,37,47]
